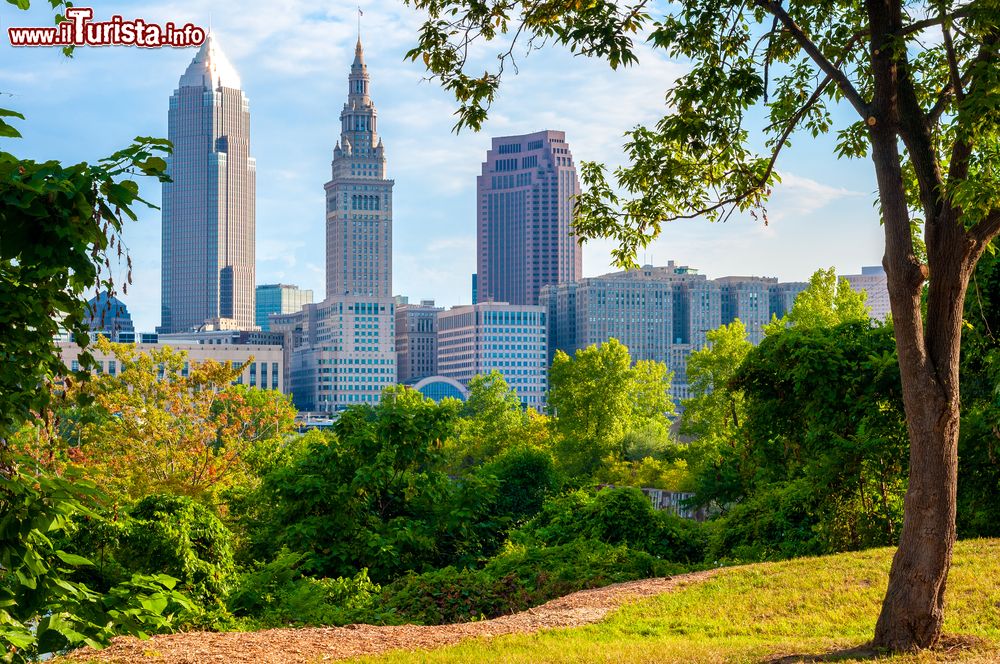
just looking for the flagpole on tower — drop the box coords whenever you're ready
[358,6,363,41]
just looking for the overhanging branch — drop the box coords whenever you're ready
[755,0,869,118]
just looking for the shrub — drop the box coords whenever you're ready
[383,539,686,625]
[118,494,236,605]
[477,446,560,523]
[513,487,708,564]
[227,549,389,627]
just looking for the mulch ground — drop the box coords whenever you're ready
[63,569,719,663]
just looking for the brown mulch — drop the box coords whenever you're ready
[63,569,719,663]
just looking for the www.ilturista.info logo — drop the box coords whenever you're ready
[8,8,206,47]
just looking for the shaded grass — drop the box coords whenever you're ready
[350,538,1000,663]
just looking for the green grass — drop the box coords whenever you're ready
[349,538,1000,663]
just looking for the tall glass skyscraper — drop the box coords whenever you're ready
[273,38,397,413]
[476,130,583,305]
[159,34,256,333]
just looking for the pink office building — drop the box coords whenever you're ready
[476,130,583,306]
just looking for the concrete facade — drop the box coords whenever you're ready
[58,341,283,392]
[841,265,891,321]
[395,299,441,384]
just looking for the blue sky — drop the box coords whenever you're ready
[2,0,885,333]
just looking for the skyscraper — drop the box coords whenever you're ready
[159,34,256,333]
[325,39,392,300]
[477,130,582,306]
[273,38,397,412]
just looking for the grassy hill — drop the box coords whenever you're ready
[351,538,1000,663]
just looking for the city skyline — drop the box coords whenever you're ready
[3,0,885,333]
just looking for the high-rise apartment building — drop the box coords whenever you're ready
[395,299,442,384]
[542,263,813,402]
[841,265,890,320]
[273,39,396,412]
[436,303,548,410]
[477,130,582,306]
[717,276,776,345]
[159,34,256,333]
[255,284,314,331]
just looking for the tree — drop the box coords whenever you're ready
[56,339,297,503]
[547,339,674,477]
[0,119,169,459]
[447,371,551,468]
[680,320,753,507]
[254,387,482,581]
[764,267,871,333]
[405,0,1000,649]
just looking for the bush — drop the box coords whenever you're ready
[477,446,560,523]
[383,539,686,625]
[227,549,389,627]
[514,487,708,564]
[118,494,236,606]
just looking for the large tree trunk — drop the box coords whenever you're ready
[867,110,978,650]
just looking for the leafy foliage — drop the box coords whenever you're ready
[0,121,169,447]
[383,539,685,625]
[227,550,387,627]
[548,339,674,478]
[446,371,551,469]
[251,387,474,581]
[0,465,191,662]
[705,322,908,559]
[764,267,871,334]
[514,488,707,565]
[43,339,297,503]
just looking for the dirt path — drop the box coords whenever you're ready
[65,570,719,663]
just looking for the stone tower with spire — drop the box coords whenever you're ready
[272,37,397,413]
[159,33,257,333]
[324,38,393,299]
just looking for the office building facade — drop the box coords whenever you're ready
[59,340,283,392]
[160,34,256,333]
[476,130,582,306]
[542,263,814,402]
[841,265,891,321]
[396,299,442,384]
[436,302,548,410]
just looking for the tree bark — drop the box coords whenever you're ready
[865,80,980,653]
[860,0,982,649]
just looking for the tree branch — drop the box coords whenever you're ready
[658,73,834,224]
[755,0,869,118]
[971,208,1000,247]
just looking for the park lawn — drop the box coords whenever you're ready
[351,538,1000,663]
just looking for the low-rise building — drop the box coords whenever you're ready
[58,340,284,391]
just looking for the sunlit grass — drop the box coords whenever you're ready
[350,539,1000,663]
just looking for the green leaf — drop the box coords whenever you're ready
[56,550,95,567]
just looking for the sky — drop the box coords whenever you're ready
[1,0,886,333]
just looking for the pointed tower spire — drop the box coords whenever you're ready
[179,32,241,90]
